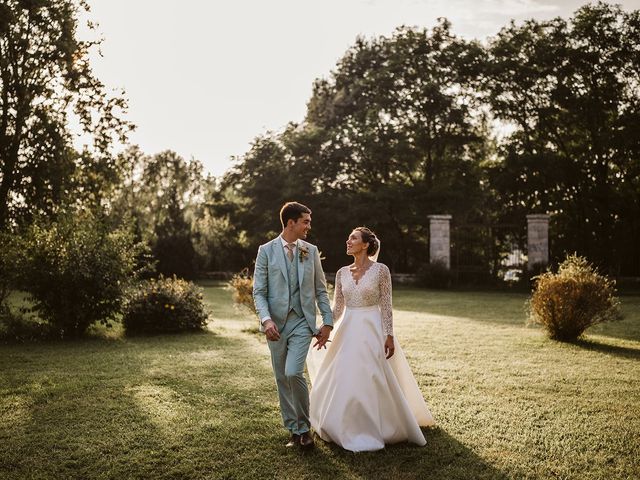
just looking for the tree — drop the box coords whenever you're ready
[305,22,493,271]
[219,22,496,273]
[109,148,209,278]
[221,131,297,241]
[485,2,640,274]
[0,0,133,227]
[152,186,197,279]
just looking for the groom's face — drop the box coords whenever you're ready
[290,213,311,240]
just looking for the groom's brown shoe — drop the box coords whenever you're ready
[299,432,315,449]
[285,434,300,447]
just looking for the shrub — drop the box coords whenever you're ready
[521,262,548,289]
[418,260,454,289]
[226,268,336,317]
[10,210,144,338]
[0,230,25,307]
[227,268,256,314]
[122,276,209,334]
[527,254,621,341]
[0,305,55,343]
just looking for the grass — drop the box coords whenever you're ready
[1,282,639,479]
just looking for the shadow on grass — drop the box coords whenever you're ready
[572,338,640,360]
[0,329,277,479]
[2,325,512,479]
[292,427,507,480]
[393,287,640,343]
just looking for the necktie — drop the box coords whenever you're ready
[286,243,295,262]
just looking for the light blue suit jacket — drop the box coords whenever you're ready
[253,237,333,334]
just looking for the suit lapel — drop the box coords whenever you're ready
[272,238,288,282]
[297,241,305,289]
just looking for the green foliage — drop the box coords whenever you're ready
[191,208,250,273]
[418,261,454,289]
[152,188,197,279]
[0,230,18,305]
[226,269,256,315]
[485,2,640,275]
[122,276,209,335]
[215,3,640,278]
[110,148,215,276]
[3,0,638,284]
[527,254,622,341]
[0,305,55,343]
[220,21,493,273]
[9,210,142,338]
[0,0,133,227]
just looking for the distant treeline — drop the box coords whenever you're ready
[1,1,639,278]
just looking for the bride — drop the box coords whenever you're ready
[307,227,435,452]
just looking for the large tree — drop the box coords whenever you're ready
[305,21,493,271]
[221,22,495,272]
[0,0,132,227]
[486,2,640,274]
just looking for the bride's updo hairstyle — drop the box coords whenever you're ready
[354,227,379,257]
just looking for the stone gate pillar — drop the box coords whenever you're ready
[527,214,550,269]
[428,215,452,269]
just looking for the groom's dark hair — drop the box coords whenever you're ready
[280,201,311,228]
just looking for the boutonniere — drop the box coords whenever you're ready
[299,245,310,262]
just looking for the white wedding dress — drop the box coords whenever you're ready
[307,262,435,452]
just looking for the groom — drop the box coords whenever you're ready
[253,201,333,449]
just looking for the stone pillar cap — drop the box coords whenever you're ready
[526,214,550,220]
[428,214,453,220]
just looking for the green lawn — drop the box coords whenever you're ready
[1,283,639,479]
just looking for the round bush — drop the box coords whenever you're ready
[123,276,209,334]
[8,210,143,338]
[527,254,621,341]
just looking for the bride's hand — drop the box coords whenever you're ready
[384,335,395,359]
[313,325,332,350]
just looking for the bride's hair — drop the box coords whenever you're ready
[354,227,379,257]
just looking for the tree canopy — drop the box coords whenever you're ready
[485,1,640,274]
[1,1,638,278]
[0,0,132,227]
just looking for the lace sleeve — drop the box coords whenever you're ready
[332,268,345,322]
[379,264,394,336]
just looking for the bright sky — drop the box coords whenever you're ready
[80,0,640,177]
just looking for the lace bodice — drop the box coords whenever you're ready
[332,262,394,336]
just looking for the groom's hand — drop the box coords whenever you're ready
[263,320,280,341]
[313,325,332,350]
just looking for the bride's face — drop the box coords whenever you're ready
[346,230,369,256]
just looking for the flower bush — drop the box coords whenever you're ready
[527,254,621,341]
[122,276,209,334]
[227,269,256,314]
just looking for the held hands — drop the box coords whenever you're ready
[313,325,333,350]
[384,335,395,359]
[263,320,280,341]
